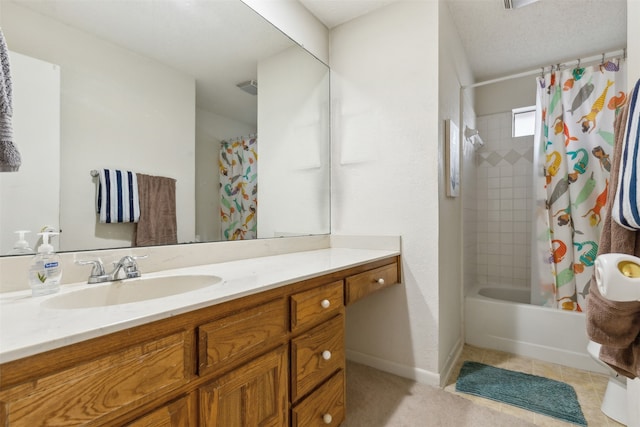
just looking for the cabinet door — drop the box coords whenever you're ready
[199,346,288,427]
[126,395,195,427]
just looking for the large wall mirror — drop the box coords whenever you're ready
[0,0,331,255]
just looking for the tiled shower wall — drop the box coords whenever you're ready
[474,112,534,288]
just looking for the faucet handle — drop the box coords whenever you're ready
[113,255,147,279]
[76,259,109,284]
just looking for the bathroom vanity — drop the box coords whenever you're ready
[0,249,400,426]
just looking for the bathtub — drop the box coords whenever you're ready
[465,285,608,374]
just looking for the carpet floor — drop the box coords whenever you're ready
[341,360,537,427]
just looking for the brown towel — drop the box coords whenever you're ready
[133,173,177,247]
[586,94,640,379]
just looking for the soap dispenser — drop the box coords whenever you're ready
[9,230,34,255]
[28,232,62,296]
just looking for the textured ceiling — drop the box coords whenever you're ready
[300,0,627,82]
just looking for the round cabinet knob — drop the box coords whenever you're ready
[320,299,331,309]
[377,278,385,285]
[323,413,333,424]
[322,350,332,360]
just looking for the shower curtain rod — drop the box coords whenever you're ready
[462,48,626,90]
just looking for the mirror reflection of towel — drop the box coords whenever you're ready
[133,173,177,247]
[0,28,21,172]
[97,169,140,223]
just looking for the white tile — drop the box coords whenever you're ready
[488,266,501,279]
[500,244,514,256]
[500,199,513,211]
[513,199,527,210]
[488,167,501,178]
[513,210,527,221]
[500,233,513,244]
[487,244,500,255]
[487,232,500,244]
[500,210,513,221]
[499,221,513,233]
[487,221,500,232]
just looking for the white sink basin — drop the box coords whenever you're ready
[42,275,223,309]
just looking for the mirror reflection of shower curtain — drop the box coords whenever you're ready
[531,62,626,310]
[219,136,257,240]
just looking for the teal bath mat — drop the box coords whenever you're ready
[455,361,587,426]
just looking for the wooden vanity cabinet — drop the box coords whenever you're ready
[125,394,196,427]
[199,345,288,426]
[0,255,400,426]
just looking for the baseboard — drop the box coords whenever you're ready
[439,338,464,387]
[345,349,440,387]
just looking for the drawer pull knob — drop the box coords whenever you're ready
[323,413,333,424]
[321,299,331,309]
[322,350,332,360]
[377,278,385,285]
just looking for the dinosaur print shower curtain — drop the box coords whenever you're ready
[219,136,257,240]
[532,62,626,311]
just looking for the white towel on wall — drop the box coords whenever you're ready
[97,168,140,223]
[612,78,640,230]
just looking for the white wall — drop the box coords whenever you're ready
[438,0,474,378]
[0,52,60,254]
[257,46,330,238]
[630,1,640,89]
[475,75,537,117]
[2,2,196,251]
[331,1,442,384]
[195,109,256,243]
[241,0,329,65]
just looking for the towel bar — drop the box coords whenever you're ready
[90,169,99,177]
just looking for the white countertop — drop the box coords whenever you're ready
[0,247,398,364]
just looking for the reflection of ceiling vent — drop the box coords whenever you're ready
[237,80,258,95]
[503,0,539,9]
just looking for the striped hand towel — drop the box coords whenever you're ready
[97,169,140,223]
[612,78,640,230]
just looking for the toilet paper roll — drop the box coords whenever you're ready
[595,253,640,302]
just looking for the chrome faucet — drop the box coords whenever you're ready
[110,255,143,280]
[77,255,147,283]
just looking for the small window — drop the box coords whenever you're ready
[512,106,535,137]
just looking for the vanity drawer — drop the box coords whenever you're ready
[345,262,399,305]
[290,280,343,333]
[198,298,286,376]
[0,332,189,426]
[292,369,345,427]
[291,314,344,402]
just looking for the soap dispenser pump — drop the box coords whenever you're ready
[9,230,33,255]
[28,232,62,296]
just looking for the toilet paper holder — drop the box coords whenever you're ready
[595,254,640,302]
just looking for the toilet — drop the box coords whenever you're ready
[587,340,628,425]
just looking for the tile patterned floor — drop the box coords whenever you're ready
[444,345,625,427]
